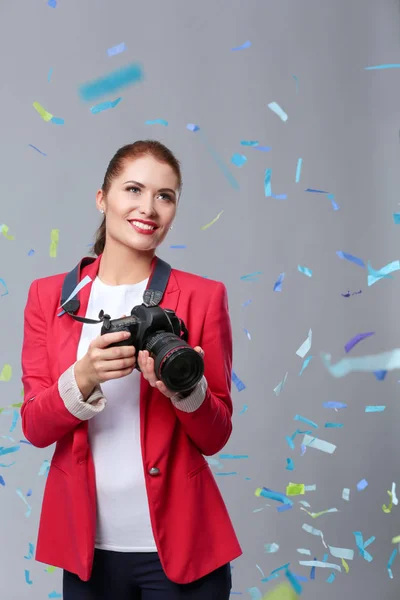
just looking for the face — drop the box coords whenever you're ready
[96,154,179,254]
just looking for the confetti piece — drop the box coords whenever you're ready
[215,472,237,476]
[294,414,318,428]
[299,356,312,375]
[295,158,302,183]
[201,210,224,230]
[24,543,34,560]
[285,568,302,594]
[274,272,285,292]
[90,97,122,114]
[232,371,246,391]
[0,364,12,382]
[388,548,397,578]
[241,271,262,281]
[48,592,62,599]
[392,213,400,224]
[264,168,272,196]
[336,251,365,268]
[51,116,64,125]
[244,328,251,340]
[300,507,338,519]
[345,332,375,353]
[274,372,288,396]
[297,265,312,277]
[392,535,400,544]
[145,119,168,126]
[262,582,298,600]
[0,278,8,296]
[302,434,336,454]
[286,482,305,496]
[25,570,33,584]
[189,128,239,189]
[231,40,251,51]
[324,422,343,428]
[341,558,350,573]
[219,454,248,459]
[10,410,18,433]
[374,370,387,380]
[28,144,47,156]
[301,523,327,548]
[38,460,50,477]
[353,531,374,562]
[328,546,354,560]
[326,572,336,583]
[46,566,57,574]
[365,405,386,413]
[299,560,341,572]
[231,153,247,167]
[297,548,311,555]
[296,329,312,358]
[327,193,340,210]
[382,490,393,514]
[49,229,59,258]
[265,543,280,553]
[392,482,398,505]
[367,261,393,282]
[305,188,329,194]
[239,404,248,414]
[79,62,143,102]
[186,123,200,132]
[322,347,400,378]
[253,146,272,152]
[268,102,288,122]
[255,487,293,506]
[33,101,53,121]
[323,401,347,410]
[368,260,400,286]
[170,245,186,249]
[48,67,53,82]
[241,140,259,146]
[107,42,126,56]
[17,488,32,517]
[365,64,400,70]
[0,445,19,457]
[0,224,15,240]
[286,458,294,471]
[248,587,263,599]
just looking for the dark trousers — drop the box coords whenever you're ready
[63,549,232,599]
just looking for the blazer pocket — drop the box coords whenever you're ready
[187,462,209,479]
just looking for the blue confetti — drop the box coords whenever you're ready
[365,405,386,413]
[231,153,247,167]
[374,370,387,380]
[295,158,302,182]
[264,168,272,196]
[365,64,400,70]
[286,458,294,471]
[231,40,251,51]
[28,144,47,156]
[79,62,143,102]
[50,116,64,125]
[107,42,126,57]
[90,97,122,114]
[25,570,33,584]
[336,251,365,268]
[298,265,312,277]
[232,371,246,391]
[393,213,400,224]
[323,401,348,410]
[273,272,285,292]
[186,123,200,131]
[145,119,168,126]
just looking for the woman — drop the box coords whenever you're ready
[21,140,242,599]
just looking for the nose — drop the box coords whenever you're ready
[138,193,156,217]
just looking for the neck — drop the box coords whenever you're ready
[98,244,155,285]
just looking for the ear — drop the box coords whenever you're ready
[96,189,105,212]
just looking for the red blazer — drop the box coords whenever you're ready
[21,254,242,583]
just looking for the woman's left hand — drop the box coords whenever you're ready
[138,347,205,399]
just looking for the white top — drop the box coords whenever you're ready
[76,275,157,552]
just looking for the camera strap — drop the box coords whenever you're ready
[59,255,172,324]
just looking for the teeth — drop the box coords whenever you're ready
[131,221,155,230]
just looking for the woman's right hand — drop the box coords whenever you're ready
[74,330,136,399]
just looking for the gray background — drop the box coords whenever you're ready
[0,0,399,597]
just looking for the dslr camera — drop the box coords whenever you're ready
[100,304,204,393]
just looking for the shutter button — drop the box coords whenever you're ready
[149,467,160,476]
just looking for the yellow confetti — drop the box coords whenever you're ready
[201,210,224,230]
[341,558,350,573]
[45,565,57,573]
[1,224,15,240]
[0,364,12,382]
[300,506,338,518]
[50,228,60,258]
[286,483,305,496]
[262,582,298,600]
[382,490,393,514]
[393,535,400,544]
[33,101,53,122]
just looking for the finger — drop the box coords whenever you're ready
[194,346,205,357]
[96,330,131,348]
[155,380,171,396]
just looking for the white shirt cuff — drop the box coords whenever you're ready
[170,376,207,413]
[58,363,107,421]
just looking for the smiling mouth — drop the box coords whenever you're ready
[129,220,158,231]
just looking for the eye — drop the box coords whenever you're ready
[158,192,174,202]
[126,186,141,194]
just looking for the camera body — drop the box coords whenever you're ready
[100,304,204,393]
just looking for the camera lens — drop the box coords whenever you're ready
[146,333,204,393]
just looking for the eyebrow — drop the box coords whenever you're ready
[123,180,176,196]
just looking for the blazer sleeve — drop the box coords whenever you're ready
[170,281,233,456]
[21,279,106,449]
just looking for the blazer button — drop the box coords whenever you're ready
[148,467,160,476]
